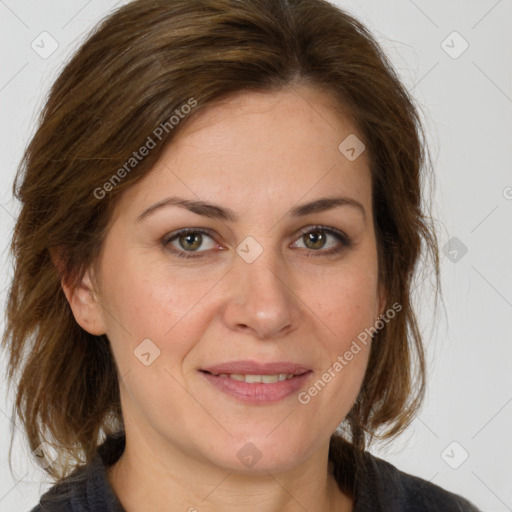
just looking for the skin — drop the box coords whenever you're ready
[62,85,386,512]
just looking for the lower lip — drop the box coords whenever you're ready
[200,371,312,404]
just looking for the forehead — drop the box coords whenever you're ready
[113,86,372,223]
[176,86,363,153]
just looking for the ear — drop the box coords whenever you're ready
[50,247,107,336]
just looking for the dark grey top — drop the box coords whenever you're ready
[30,432,481,511]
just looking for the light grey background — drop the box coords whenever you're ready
[1,1,511,510]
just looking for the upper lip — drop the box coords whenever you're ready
[201,360,311,376]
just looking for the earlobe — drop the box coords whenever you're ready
[50,248,107,336]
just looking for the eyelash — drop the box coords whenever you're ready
[162,225,352,260]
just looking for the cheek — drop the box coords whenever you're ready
[294,270,376,414]
[100,256,221,370]
[309,267,379,347]
[102,254,193,331]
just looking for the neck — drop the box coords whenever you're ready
[106,431,353,512]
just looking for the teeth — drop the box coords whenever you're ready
[215,373,295,383]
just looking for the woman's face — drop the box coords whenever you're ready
[81,86,385,472]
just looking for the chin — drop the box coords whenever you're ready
[202,435,315,475]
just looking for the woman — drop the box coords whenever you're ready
[2,0,481,510]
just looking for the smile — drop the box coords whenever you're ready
[199,363,313,403]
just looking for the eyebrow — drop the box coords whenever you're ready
[135,195,366,223]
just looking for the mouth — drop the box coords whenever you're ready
[199,361,312,403]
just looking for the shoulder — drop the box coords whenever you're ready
[329,435,480,512]
[27,470,86,511]
[356,451,481,511]
[27,463,102,512]
[27,433,126,512]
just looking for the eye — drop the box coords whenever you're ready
[163,229,217,259]
[291,225,352,256]
[162,225,352,260]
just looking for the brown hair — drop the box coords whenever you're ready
[2,0,439,492]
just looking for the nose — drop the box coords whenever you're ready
[221,248,301,340]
